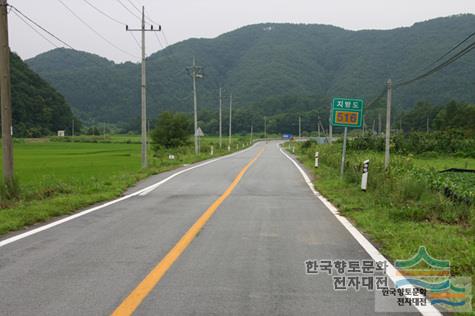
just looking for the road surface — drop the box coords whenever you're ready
[0,141,420,315]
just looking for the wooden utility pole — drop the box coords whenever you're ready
[219,87,222,148]
[298,116,301,138]
[378,112,382,134]
[126,6,160,167]
[264,116,267,143]
[384,79,392,170]
[0,0,13,186]
[250,124,253,144]
[188,57,203,155]
[228,93,232,150]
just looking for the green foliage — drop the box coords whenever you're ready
[151,112,192,148]
[350,130,475,157]
[8,53,78,137]
[0,137,250,235]
[0,178,20,205]
[27,15,475,125]
[296,141,473,224]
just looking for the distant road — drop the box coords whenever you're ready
[0,141,423,315]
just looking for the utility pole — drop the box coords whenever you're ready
[219,87,222,148]
[228,93,232,150]
[384,79,392,170]
[264,116,267,143]
[103,122,106,139]
[126,6,160,168]
[317,114,321,138]
[329,116,333,140]
[298,116,301,138]
[188,57,203,155]
[372,119,375,134]
[426,117,429,133]
[72,119,75,141]
[0,0,13,186]
[378,112,382,135]
[250,124,253,144]
[362,115,366,137]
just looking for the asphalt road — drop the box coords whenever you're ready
[0,141,419,315]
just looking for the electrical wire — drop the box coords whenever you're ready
[57,0,138,59]
[9,5,74,49]
[129,31,141,49]
[427,31,475,69]
[364,86,387,109]
[115,0,141,21]
[82,0,126,26]
[125,0,141,15]
[11,9,59,48]
[153,30,164,49]
[395,41,475,88]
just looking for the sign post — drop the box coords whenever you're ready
[331,98,364,177]
[195,127,204,154]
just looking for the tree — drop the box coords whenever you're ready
[151,112,192,148]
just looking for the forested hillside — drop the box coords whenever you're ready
[26,14,475,127]
[8,53,76,137]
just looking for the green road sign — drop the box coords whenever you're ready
[331,98,364,128]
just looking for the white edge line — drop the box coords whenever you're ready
[0,143,260,248]
[278,144,442,316]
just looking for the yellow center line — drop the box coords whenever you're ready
[111,147,265,316]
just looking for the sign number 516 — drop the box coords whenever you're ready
[335,111,359,125]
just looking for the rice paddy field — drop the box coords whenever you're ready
[0,136,251,235]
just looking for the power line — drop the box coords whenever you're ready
[427,31,475,69]
[115,0,141,21]
[153,30,163,48]
[125,0,141,15]
[365,86,387,109]
[82,0,126,26]
[11,9,59,48]
[129,31,140,49]
[57,0,138,59]
[9,5,74,49]
[395,40,475,88]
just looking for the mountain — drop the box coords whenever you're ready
[9,52,76,137]
[26,14,475,124]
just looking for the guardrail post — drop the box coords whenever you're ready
[315,152,319,168]
[210,145,214,156]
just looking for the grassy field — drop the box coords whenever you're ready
[288,141,474,313]
[0,135,252,235]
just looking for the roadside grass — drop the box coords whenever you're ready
[288,141,474,313]
[0,136,252,235]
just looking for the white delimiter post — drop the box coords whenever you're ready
[340,127,348,177]
[384,79,392,170]
[315,152,319,168]
[361,160,370,191]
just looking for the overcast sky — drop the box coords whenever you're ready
[8,0,475,63]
